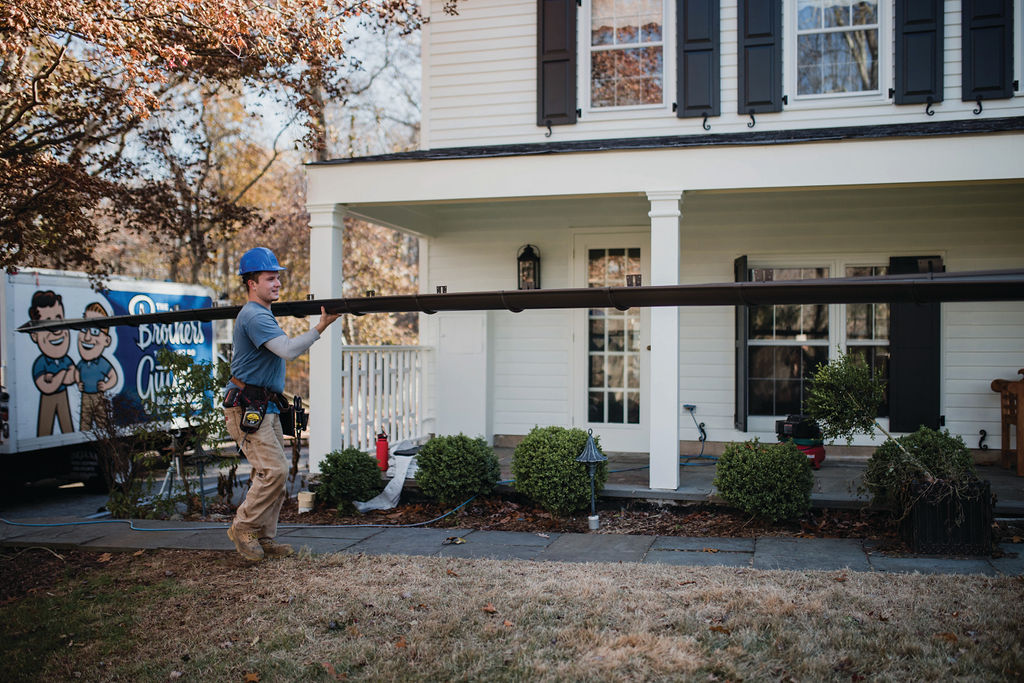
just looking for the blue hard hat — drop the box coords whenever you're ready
[238,247,287,275]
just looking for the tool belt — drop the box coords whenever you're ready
[224,377,294,436]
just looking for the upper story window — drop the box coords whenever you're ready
[588,0,666,108]
[793,0,881,97]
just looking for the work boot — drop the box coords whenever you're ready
[258,537,294,558]
[227,525,264,561]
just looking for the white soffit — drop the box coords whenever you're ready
[307,132,1024,209]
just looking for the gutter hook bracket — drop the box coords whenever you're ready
[501,291,524,313]
[415,294,437,315]
[605,288,630,312]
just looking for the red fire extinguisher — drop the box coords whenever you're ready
[375,429,389,471]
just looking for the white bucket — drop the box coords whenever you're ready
[588,514,600,530]
[297,491,315,513]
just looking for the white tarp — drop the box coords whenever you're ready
[353,454,417,513]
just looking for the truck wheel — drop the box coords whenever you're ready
[69,447,108,494]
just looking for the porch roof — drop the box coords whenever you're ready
[306,125,1024,237]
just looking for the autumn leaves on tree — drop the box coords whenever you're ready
[1,0,429,288]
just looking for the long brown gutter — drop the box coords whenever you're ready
[18,268,1024,334]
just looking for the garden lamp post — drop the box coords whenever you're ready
[576,428,606,530]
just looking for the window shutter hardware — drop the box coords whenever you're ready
[702,113,710,130]
[672,102,678,112]
[544,120,553,137]
[974,96,983,115]
[925,96,935,116]
[747,110,756,128]
[781,95,787,105]
[576,108,581,118]
[889,87,895,98]
[1015,80,1020,91]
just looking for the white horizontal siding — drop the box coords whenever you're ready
[424,0,1024,149]
[420,224,575,438]
[492,309,572,433]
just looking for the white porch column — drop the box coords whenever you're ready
[646,190,682,490]
[306,203,346,473]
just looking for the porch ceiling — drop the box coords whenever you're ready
[341,193,654,237]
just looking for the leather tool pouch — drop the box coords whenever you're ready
[275,394,296,437]
[239,386,269,434]
[223,386,240,409]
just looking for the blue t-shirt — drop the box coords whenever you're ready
[228,302,286,413]
[78,357,114,394]
[32,355,74,394]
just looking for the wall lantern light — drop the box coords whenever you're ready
[517,244,541,290]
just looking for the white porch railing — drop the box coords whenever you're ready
[339,346,427,452]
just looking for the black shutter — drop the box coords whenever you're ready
[734,255,749,431]
[676,0,721,118]
[737,0,783,114]
[537,0,578,126]
[961,0,1015,102]
[894,0,944,104]
[888,256,943,432]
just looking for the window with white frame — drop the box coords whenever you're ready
[588,0,667,108]
[792,0,881,97]
[844,265,890,415]
[747,267,831,416]
[746,263,890,418]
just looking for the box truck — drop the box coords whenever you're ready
[0,269,221,490]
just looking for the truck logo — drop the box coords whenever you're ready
[130,294,206,351]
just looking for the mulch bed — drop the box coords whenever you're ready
[269,493,906,544]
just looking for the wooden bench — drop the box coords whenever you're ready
[991,370,1024,476]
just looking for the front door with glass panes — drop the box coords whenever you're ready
[573,233,650,453]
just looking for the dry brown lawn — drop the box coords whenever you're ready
[1,547,1022,681]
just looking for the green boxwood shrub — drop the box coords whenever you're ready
[512,426,607,516]
[863,427,977,517]
[415,434,500,505]
[713,439,813,522]
[317,447,384,511]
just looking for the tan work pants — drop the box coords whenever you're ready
[224,406,288,539]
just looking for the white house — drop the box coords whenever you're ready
[305,0,1024,490]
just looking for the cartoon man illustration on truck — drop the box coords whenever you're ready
[75,302,119,432]
[28,290,76,436]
